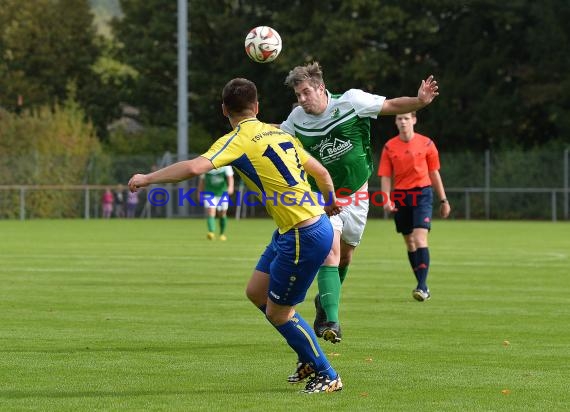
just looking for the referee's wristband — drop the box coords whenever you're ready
[440,198,449,204]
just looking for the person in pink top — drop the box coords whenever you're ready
[101,188,114,219]
[378,112,451,301]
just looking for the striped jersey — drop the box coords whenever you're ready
[281,89,385,194]
[202,118,324,233]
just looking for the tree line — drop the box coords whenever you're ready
[1,0,569,159]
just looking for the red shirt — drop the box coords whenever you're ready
[378,133,440,189]
[102,191,114,205]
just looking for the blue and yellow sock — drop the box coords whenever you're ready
[274,313,337,379]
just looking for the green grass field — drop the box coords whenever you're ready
[0,218,569,411]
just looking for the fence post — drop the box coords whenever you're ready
[235,180,245,220]
[465,190,471,220]
[84,187,90,220]
[20,187,26,221]
[176,154,189,218]
[164,152,173,219]
[552,191,557,222]
[562,149,570,220]
[485,150,491,219]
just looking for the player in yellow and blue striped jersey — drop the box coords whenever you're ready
[128,78,343,393]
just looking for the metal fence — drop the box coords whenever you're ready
[1,184,569,221]
[1,149,569,221]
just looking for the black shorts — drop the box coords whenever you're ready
[393,186,433,235]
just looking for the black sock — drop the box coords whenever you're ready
[415,247,430,291]
[408,250,420,284]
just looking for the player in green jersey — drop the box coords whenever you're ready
[281,61,439,344]
[197,166,234,240]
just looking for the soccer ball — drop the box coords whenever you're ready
[244,26,282,63]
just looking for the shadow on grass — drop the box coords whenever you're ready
[0,342,255,353]
[0,387,293,399]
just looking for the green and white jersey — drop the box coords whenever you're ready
[202,166,234,196]
[281,89,385,194]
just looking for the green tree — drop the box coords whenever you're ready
[395,0,570,150]
[0,0,99,111]
[0,97,103,218]
[112,0,178,127]
[80,35,139,140]
[0,0,139,140]
[90,0,123,36]
[111,0,570,152]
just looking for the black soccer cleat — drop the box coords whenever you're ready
[287,362,315,384]
[313,294,327,337]
[301,374,343,394]
[321,322,342,344]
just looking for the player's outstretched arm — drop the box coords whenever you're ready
[303,156,342,216]
[417,75,439,105]
[128,156,213,192]
[380,75,439,115]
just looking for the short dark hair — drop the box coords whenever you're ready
[222,78,257,115]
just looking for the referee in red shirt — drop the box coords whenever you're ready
[378,112,451,301]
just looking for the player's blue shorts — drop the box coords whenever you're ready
[393,186,433,235]
[255,214,333,306]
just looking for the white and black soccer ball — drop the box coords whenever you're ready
[244,26,282,63]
